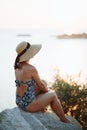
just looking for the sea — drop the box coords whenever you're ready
[0,28,87,112]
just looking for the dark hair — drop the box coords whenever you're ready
[14,55,22,69]
[14,42,30,69]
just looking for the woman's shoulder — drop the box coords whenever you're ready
[27,64,36,69]
[24,64,37,72]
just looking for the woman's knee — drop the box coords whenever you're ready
[49,91,57,99]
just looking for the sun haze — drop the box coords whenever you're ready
[0,0,87,32]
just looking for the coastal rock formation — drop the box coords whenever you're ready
[57,33,87,39]
[0,107,82,130]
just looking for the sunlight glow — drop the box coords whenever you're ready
[0,0,87,31]
[30,40,87,83]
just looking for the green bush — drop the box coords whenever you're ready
[52,74,87,130]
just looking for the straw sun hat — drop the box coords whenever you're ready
[16,41,42,62]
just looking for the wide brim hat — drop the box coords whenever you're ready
[16,41,42,62]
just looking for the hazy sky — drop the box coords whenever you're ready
[0,0,87,32]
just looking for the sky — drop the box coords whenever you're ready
[0,0,87,32]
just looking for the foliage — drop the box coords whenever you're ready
[52,73,87,130]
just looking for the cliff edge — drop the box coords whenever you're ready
[0,107,82,130]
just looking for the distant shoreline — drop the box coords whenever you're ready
[57,33,87,39]
[16,34,31,37]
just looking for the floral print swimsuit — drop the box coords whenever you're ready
[15,79,36,110]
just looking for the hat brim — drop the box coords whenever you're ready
[19,44,42,62]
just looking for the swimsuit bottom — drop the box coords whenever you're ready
[15,79,36,110]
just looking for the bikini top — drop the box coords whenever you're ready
[15,79,35,87]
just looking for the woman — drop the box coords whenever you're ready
[14,41,70,123]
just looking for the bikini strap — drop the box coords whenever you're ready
[15,79,35,87]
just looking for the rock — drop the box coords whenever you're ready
[0,107,82,130]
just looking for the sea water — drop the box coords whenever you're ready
[0,29,87,112]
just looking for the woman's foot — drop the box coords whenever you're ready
[61,118,71,123]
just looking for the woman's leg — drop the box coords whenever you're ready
[50,93,70,123]
[26,91,54,111]
[26,91,70,123]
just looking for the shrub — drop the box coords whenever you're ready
[52,74,87,130]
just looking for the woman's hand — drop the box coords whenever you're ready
[34,80,49,95]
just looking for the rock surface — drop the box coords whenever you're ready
[0,107,82,130]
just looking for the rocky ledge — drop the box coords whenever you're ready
[0,107,82,130]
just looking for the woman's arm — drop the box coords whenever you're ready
[32,67,48,93]
[34,80,48,95]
